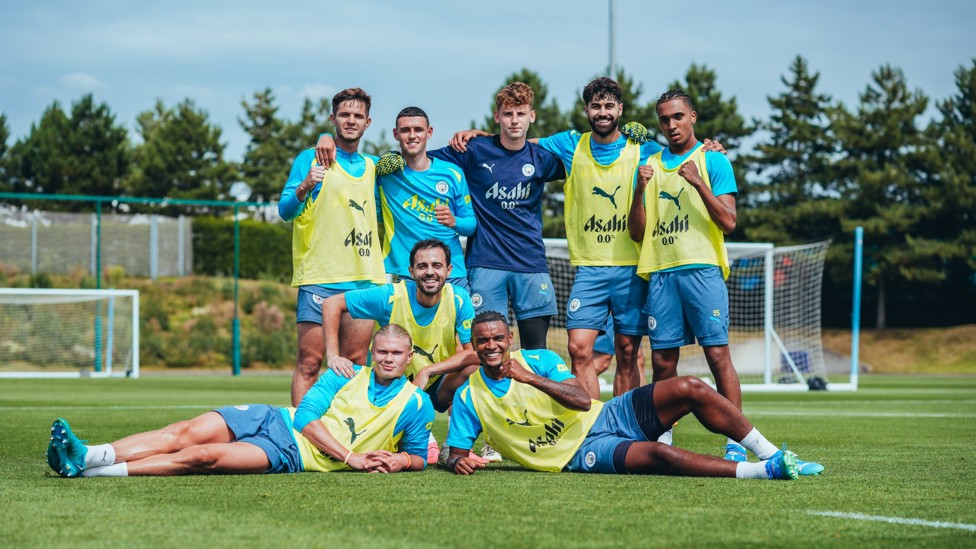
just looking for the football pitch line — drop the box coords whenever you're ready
[808,511,976,532]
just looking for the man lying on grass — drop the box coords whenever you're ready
[46,324,434,477]
[443,311,824,479]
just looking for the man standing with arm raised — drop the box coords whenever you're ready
[278,88,385,407]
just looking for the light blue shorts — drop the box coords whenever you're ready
[646,267,730,348]
[296,286,348,324]
[468,267,557,320]
[215,404,302,474]
[566,266,648,336]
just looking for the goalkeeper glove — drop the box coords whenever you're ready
[620,121,649,144]
[376,151,405,176]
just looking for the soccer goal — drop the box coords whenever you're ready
[0,288,139,378]
[537,238,854,392]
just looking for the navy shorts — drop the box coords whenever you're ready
[646,267,729,348]
[215,404,302,474]
[468,267,558,320]
[565,383,666,474]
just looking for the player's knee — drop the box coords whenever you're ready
[161,420,195,445]
[295,353,323,379]
[568,339,594,362]
[675,376,711,401]
[178,446,220,471]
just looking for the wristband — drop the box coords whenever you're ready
[343,450,352,465]
[446,455,462,472]
[400,452,411,468]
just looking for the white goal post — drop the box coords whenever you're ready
[0,288,139,379]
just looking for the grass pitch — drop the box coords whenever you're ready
[2,375,975,547]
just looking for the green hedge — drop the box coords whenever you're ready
[192,217,293,281]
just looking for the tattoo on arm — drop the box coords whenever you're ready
[529,376,591,411]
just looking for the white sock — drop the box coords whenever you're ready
[85,444,116,467]
[739,428,778,460]
[81,462,128,477]
[657,428,673,446]
[735,461,768,479]
[727,437,742,448]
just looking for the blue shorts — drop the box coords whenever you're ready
[468,267,557,320]
[215,404,302,474]
[567,266,648,336]
[296,286,348,324]
[593,318,615,355]
[646,267,729,348]
[565,383,666,474]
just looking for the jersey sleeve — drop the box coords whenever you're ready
[428,145,464,167]
[449,167,477,237]
[292,368,356,432]
[453,286,476,344]
[278,149,317,222]
[394,389,435,465]
[537,146,567,182]
[705,151,738,196]
[344,285,395,324]
[536,130,581,175]
[534,350,575,382]
[445,382,483,451]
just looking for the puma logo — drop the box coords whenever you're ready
[348,199,367,213]
[592,186,621,209]
[481,163,495,173]
[344,417,366,443]
[413,344,439,362]
[505,409,532,427]
[659,188,685,210]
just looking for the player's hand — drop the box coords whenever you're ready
[375,151,405,176]
[677,161,704,188]
[449,130,479,153]
[453,456,487,475]
[636,165,654,191]
[701,138,726,154]
[364,450,410,473]
[297,165,326,201]
[434,205,456,229]
[345,452,369,471]
[315,134,336,169]
[620,121,649,144]
[327,355,355,378]
[499,358,532,383]
[411,369,431,389]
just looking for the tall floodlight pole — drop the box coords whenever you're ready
[608,0,616,75]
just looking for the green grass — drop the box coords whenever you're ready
[3,375,975,547]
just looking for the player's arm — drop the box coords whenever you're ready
[449,129,492,153]
[444,386,487,475]
[294,373,371,471]
[411,343,479,389]
[300,419,373,471]
[278,150,324,221]
[314,133,336,169]
[500,358,591,411]
[321,294,356,378]
[364,392,434,473]
[629,163,653,242]
[679,153,737,234]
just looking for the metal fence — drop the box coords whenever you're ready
[0,207,192,279]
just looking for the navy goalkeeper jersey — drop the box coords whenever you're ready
[428,136,564,273]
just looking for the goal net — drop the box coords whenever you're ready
[535,238,851,392]
[0,289,139,378]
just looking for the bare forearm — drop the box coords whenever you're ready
[695,188,736,234]
[301,422,349,462]
[629,189,647,242]
[525,374,591,411]
[422,350,479,377]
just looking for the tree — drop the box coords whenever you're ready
[239,89,290,202]
[477,68,570,138]
[0,113,10,192]
[282,97,334,154]
[128,99,236,210]
[7,95,129,209]
[667,64,753,152]
[743,56,840,243]
[829,65,929,328]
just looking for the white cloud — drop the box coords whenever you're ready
[296,84,336,101]
[59,72,106,91]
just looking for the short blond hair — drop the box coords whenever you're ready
[372,323,412,348]
[495,82,535,111]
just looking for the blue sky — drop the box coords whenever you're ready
[2,0,974,162]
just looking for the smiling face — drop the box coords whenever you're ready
[409,246,450,297]
[494,102,536,142]
[656,98,697,150]
[330,100,371,143]
[371,333,412,381]
[472,320,513,369]
[393,116,433,157]
[585,96,623,138]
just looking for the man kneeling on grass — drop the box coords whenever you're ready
[443,311,824,479]
[47,324,434,477]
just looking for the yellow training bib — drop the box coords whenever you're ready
[291,154,386,286]
[635,147,729,279]
[389,281,459,388]
[564,133,642,266]
[465,351,603,472]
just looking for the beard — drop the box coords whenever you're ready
[588,116,619,138]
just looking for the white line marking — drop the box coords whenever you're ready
[745,410,976,418]
[809,511,976,532]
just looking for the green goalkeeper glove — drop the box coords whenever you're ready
[376,151,405,176]
[620,121,649,144]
